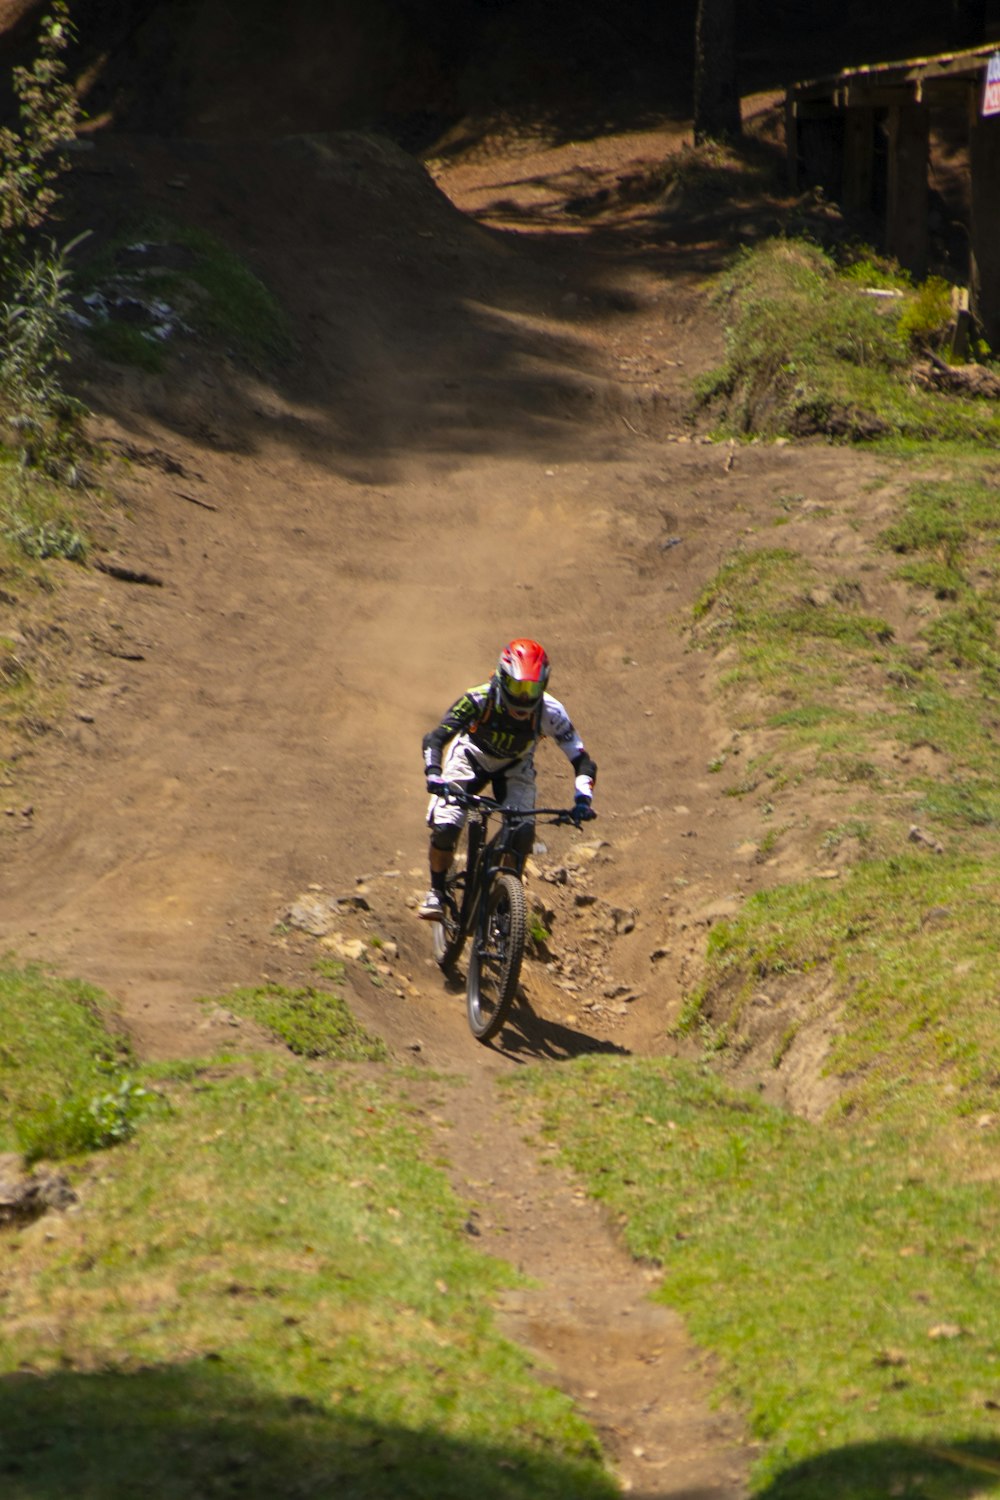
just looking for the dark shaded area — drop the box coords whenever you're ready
[0,1361,622,1498]
[497,995,633,1062]
[3,0,1000,153]
[2,1366,997,1499]
[755,1438,1000,1500]
[55,130,693,484]
[53,35,979,481]
[54,125,847,485]
[437,965,632,1059]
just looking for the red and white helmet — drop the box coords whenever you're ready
[496,638,550,715]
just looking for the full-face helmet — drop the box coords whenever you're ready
[496,638,550,717]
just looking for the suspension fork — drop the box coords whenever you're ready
[474,822,524,945]
[495,815,528,877]
[459,816,487,933]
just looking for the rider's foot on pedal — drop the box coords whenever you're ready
[418,889,444,921]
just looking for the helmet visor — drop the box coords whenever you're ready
[505,675,544,704]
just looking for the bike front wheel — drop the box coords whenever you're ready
[466,871,525,1042]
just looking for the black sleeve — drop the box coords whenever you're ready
[572,750,597,784]
[422,688,483,771]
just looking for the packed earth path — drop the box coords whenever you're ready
[0,118,892,1495]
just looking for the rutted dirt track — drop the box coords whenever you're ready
[0,123,890,1494]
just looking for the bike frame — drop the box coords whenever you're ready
[431,785,596,1041]
[440,788,580,943]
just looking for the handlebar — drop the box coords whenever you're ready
[436,783,595,826]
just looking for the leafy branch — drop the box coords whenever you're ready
[0,1,80,257]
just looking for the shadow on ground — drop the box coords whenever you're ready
[754,1438,1000,1500]
[497,999,632,1062]
[0,1361,624,1500]
[61,119,869,490]
[4,1364,996,1500]
[59,128,748,486]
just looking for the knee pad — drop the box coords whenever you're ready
[431,824,461,852]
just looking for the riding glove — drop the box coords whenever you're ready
[573,794,596,823]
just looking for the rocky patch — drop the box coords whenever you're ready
[0,1155,77,1229]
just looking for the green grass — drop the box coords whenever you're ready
[80,221,294,372]
[173,225,294,367]
[690,546,903,800]
[0,1032,615,1499]
[881,476,1000,687]
[693,546,895,687]
[0,487,95,762]
[206,982,388,1061]
[699,239,1000,445]
[692,512,1000,840]
[0,962,137,1159]
[657,452,1000,1492]
[0,454,88,562]
[85,316,166,372]
[0,965,615,1495]
[679,855,1000,1124]
[511,1056,1000,1499]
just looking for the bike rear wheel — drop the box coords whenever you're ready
[466,871,525,1041]
[432,866,466,970]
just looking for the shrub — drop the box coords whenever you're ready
[701,239,1000,444]
[18,1076,152,1163]
[0,2,79,256]
[897,275,952,348]
[0,235,86,470]
[0,3,88,483]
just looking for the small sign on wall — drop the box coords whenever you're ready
[984,52,1000,117]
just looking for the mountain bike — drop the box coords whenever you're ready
[431,785,594,1043]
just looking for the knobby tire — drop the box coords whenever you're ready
[466,870,525,1042]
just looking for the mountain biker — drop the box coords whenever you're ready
[418,638,597,921]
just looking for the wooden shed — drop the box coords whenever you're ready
[787,45,1000,347]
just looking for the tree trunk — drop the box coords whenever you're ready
[694,0,741,145]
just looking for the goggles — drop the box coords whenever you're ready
[504,675,544,703]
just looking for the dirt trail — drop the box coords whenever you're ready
[0,122,889,1494]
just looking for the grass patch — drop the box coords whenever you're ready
[560,136,780,220]
[528,911,551,946]
[204,982,387,1062]
[0,498,99,761]
[511,1055,1000,1498]
[655,138,780,211]
[913,777,998,828]
[0,962,138,1159]
[881,476,1000,686]
[699,239,1000,444]
[0,1049,615,1499]
[691,547,895,725]
[0,467,87,561]
[79,221,294,372]
[671,457,1000,1493]
[84,316,166,372]
[767,702,837,730]
[679,855,1000,1124]
[693,526,1000,838]
[20,1074,153,1163]
[173,225,294,367]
